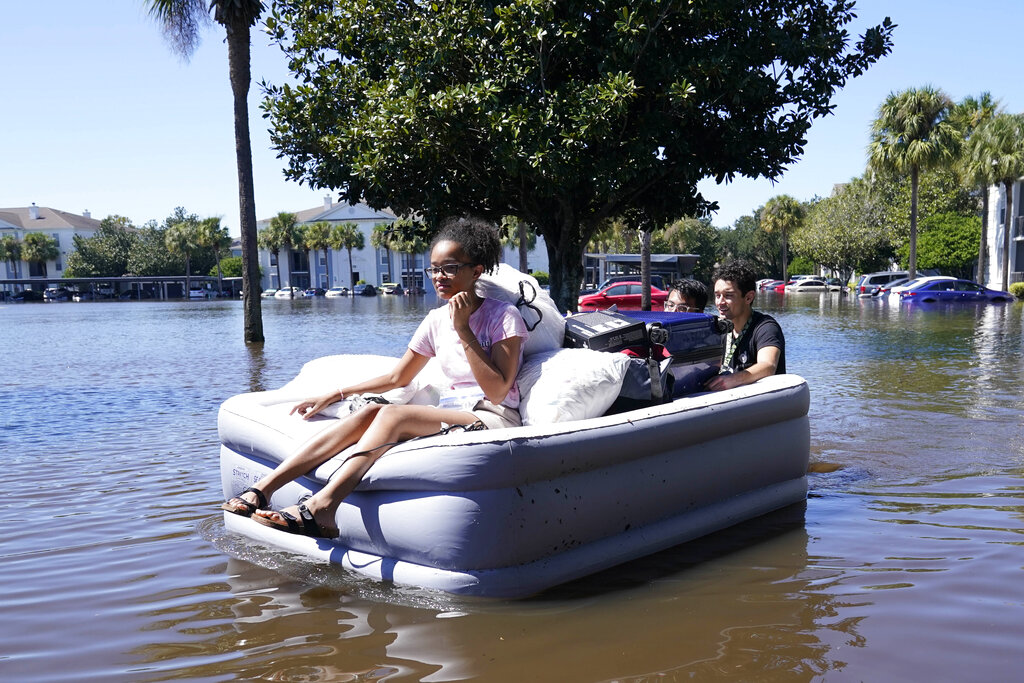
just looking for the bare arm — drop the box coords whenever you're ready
[705,345,781,391]
[290,349,430,419]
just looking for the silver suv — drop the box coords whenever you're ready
[856,271,909,296]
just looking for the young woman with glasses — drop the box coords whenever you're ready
[222,217,528,538]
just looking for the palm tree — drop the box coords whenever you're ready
[760,195,806,283]
[303,221,332,288]
[390,218,430,289]
[500,216,536,273]
[195,216,232,293]
[965,113,1024,291]
[951,93,1002,284]
[330,222,364,289]
[868,86,959,279]
[21,232,59,279]
[258,222,285,292]
[165,217,200,297]
[268,212,300,295]
[144,0,265,341]
[370,224,396,283]
[1,234,21,283]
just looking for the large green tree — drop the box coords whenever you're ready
[258,212,301,293]
[658,216,720,284]
[145,0,265,340]
[792,178,892,281]
[64,215,138,277]
[718,211,783,278]
[897,212,980,280]
[964,112,1024,291]
[760,195,806,283]
[868,86,959,279]
[263,0,893,311]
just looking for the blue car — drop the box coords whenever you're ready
[897,278,1014,303]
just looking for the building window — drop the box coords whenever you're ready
[270,252,278,266]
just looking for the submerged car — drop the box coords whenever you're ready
[784,278,842,292]
[274,287,302,299]
[43,287,70,302]
[325,286,349,297]
[300,287,326,297]
[260,288,278,298]
[897,278,1014,303]
[352,284,377,296]
[577,281,668,310]
[379,282,404,295]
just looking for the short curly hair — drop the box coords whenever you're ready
[712,260,757,295]
[430,217,503,274]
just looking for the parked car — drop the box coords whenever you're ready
[72,290,95,302]
[325,286,349,297]
[188,287,207,299]
[352,284,377,296]
[304,287,326,297]
[855,270,939,297]
[380,282,404,295]
[578,281,669,310]
[884,276,955,300]
[11,289,44,302]
[274,287,303,299]
[784,278,842,292]
[43,287,71,302]
[580,274,668,296]
[260,288,278,298]
[759,279,785,290]
[897,278,1014,303]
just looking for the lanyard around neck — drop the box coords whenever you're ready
[722,315,752,370]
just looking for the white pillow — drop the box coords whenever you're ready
[517,348,631,425]
[477,263,565,357]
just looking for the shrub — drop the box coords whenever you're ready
[1009,282,1024,299]
[531,270,549,286]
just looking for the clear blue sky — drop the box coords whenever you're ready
[3,1,1022,236]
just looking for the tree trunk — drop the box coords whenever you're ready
[540,217,589,314]
[1002,180,1013,292]
[781,232,789,283]
[324,248,331,286]
[908,165,919,279]
[185,255,192,298]
[518,221,528,273]
[275,252,282,292]
[977,185,989,285]
[640,228,652,311]
[226,18,264,342]
[215,250,224,294]
[347,248,355,289]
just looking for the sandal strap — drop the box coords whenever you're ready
[279,510,302,534]
[297,503,323,537]
[241,487,268,509]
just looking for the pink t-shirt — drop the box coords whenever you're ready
[409,297,529,409]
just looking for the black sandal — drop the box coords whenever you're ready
[220,486,268,517]
[253,503,339,539]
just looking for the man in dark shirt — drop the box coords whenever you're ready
[705,260,786,391]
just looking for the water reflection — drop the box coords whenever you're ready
[3,296,1023,681]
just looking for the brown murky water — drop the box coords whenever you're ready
[2,293,1022,681]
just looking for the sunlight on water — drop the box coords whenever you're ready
[1,294,1022,681]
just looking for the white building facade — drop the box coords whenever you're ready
[0,204,100,281]
[983,180,1024,288]
[255,197,549,291]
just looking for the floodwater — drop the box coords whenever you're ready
[1,292,1022,682]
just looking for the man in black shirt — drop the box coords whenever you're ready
[705,260,786,391]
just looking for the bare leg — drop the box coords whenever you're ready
[253,404,479,531]
[225,404,384,512]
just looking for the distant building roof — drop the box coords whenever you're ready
[0,205,101,232]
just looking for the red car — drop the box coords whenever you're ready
[578,281,669,310]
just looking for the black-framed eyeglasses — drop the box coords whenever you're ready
[424,262,474,278]
[664,301,701,312]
